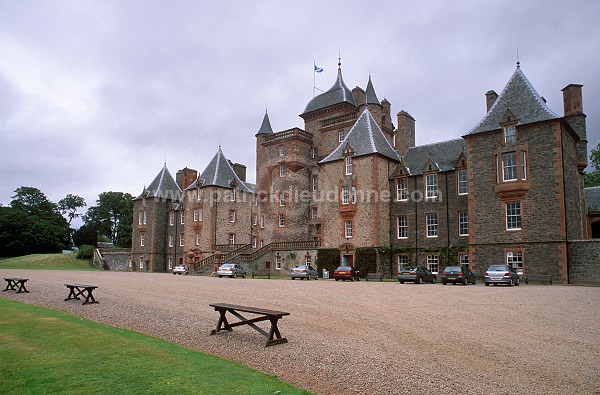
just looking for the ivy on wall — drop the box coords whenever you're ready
[316,249,340,275]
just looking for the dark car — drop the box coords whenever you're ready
[333,266,360,281]
[441,266,476,285]
[484,265,520,286]
[397,266,436,284]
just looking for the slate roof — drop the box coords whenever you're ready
[255,110,274,135]
[301,67,357,116]
[364,76,380,105]
[468,66,559,135]
[135,164,181,200]
[320,108,401,164]
[585,187,600,213]
[399,138,466,176]
[186,147,253,193]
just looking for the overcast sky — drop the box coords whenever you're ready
[1,0,599,227]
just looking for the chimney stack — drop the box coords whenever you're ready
[562,84,583,116]
[228,160,247,182]
[176,167,198,190]
[485,90,498,112]
[396,111,415,156]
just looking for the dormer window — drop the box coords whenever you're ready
[504,125,516,144]
[345,156,353,175]
[338,130,345,142]
[279,145,285,156]
[426,174,438,199]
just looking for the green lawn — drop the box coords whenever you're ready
[0,254,96,270]
[0,298,313,395]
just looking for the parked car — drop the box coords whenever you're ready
[173,264,189,275]
[441,266,476,285]
[291,265,319,280]
[397,266,436,284]
[217,263,246,278]
[484,265,520,286]
[333,266,360,281]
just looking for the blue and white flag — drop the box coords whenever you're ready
[314,63,323,73]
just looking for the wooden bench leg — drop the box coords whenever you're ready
[16,281,29,293]
[65,287,80,301]
[266,317,288,347]
[210,310,232,335]
[82,289,98,305]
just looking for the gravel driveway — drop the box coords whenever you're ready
[1,269,599,394]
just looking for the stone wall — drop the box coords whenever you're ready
[94,248,131,271]
[568,240,600,284]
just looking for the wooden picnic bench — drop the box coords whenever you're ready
[3,277,29,293]
[64,283,99,305]
[525,274,553,285]
[209,303,289,347]
[365,272,383,281]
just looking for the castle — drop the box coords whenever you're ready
[130,61,598,282]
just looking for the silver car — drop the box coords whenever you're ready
[172,264,189,275]
[291,265,318,280]
[484,265,520,286]
[217,263,246,278]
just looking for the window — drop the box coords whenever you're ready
[193,208,199,222]
[140,234,145,246]
[397,178,408,201]
[522,151,527,180]
[197,188,202,201]
[345,156,353,175]
[279,214,285,227]
[279,145,284,156]
[426,174,437,199]
[229,210,236,223]
[259,239,264,248]
[397,216,408,239]
[504,125,516,144]
[311,147,317,159]
[426,213,438,237]
[506,202,522,230]
[506,251,523,274]
[457,170,467,195]
[180,211,185,224]
[311,206,318,219]
[260,215,265,229]
[459,253,469,266]
[305,255,312,265]
[338,130,344,142]
[229,233,235,245]
[397,255,409,272]
[279,193,285,207]
[253,214,258,226]
[459,211,469,236]
[279,164,286,177]
[427,255,439,274]
[168,258,173,270]
[231,188,236,202]
[344,220,353,238]
[502,152,517,181]
[351,186,356,204]
[275,255,282,270]
[168,233,173,247]
[312,175,318,191]
[341,186,350,205]
[169,211,174,226]
[179,233,184,247]
[254,195,258,206]
[195,232,200,246]
[252,236,257,248]
[139,257,144,269]
[139,210,146,225]
[198,208,203,221]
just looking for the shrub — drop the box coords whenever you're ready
[316,249,340,275]
[76,245,95,259]
[355,248,378,277]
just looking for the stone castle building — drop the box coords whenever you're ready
[130,61,597,282]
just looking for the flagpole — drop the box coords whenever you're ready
[313,61,316,97]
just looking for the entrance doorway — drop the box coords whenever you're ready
[342,255,354,266]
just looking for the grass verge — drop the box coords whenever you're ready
[0,254,96,270]
[0,298,313,395]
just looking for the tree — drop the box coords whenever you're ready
[584,143,600,187]
[72,223,99,247]
[83,192,133,247]
[58,194,86,247]
[0,187,68,256]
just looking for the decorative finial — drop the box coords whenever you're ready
[338,49,341,69]
[516,46,520,68]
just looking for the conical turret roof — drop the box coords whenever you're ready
[301,66,357,116]
[255,110,274,135]
[186,147,253,193]
[364,75,380,105]
[135,164,181,200]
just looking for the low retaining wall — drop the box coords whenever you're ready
[93,248,131,271]
[568,240,600,284]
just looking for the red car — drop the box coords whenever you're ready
[333,266,360,281]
